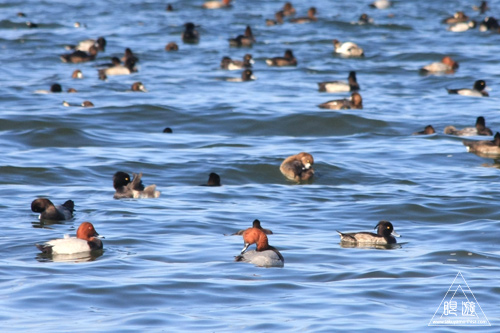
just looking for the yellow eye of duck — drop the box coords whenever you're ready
[387,226,390,229]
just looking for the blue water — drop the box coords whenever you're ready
[1,0,500,331]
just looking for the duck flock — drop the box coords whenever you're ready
[20,0,500,267]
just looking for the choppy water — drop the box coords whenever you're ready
[2,0,500,331]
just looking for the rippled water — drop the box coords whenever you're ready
[2,0,500,331]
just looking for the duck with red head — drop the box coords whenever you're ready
[235,227,284,267]
[36,222,103,254]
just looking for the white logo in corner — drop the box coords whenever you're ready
[429,271,490,326]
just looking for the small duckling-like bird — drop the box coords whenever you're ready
[446,80,488,97]
[280,152,314,182]
[337,221,401,244]
[413,125,436,135]
[113,171,160,199]
[31,198,75,221]
[265,49,297,66]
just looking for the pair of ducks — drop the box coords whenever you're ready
[233,219,400,268]
[266,7,318,25]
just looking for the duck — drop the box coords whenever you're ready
[266,11,285,26]
[337,221,400,245]
[357,13,374,25]
[98,58,137,80]
[442,11,469,25]
[182,22,200,44]
[82,101,94,107]
[51,83,62,93]
[230,219,273,236]
[60,45,98,63]
[265,49,297,66]
[479,16,499,31]
[333,39,364,57]
[166,4,174,11]
[220,54,254,70]
[318,71,360,93]
[280,152,314,182]
[282,2,296,16]
[290,7,317,24]
[234,227,284,267]
[225,69,256,82]
[228,26,255,47]
[71,69,83,79]
[444,116,493,136]
[448,20,476,32]
[121,48,139,64]
[67,88,77,93]
[318,92,363,110]
[420,56,459,74]
[75,36,106,52]
[463,132,500,155]
[96,57,121,68]
[202,0,232,9]
[413,125,436,135]
[36,222,102,254]
[473,1,489,14]
[369,0,391,9]
[113,171,160,199]
[201,172,221,186]
[165,42,179,51]
[446,80,488,97]
[31,198,74,221]
[131,82,147,92]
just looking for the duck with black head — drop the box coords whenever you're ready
[318,71,360,93]
[182,22,200,44]
[337,221,401,245]
[265,49,297,66]
[201,173,221,186]
[31,198,74,221]
[463,132,500,155]
[229,26,255,47]
[60,45,98,63]
[444,116,493,136]
[113,171,160,199]
[446,80,488,97]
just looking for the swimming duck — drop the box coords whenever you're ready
[446,80,488,97]
[201,172,221,186]
[98,58,137,80]
[290,7,317,24]
[266,11,285,26]
[31,198,74,221]
[357,13,374,25]
[165,42,179,51]
[318,92,363,110]
[369,0,391,9]
[226,69,256,82]
[74,37,106,52]
[230,219,273,236]
[60,45,98,63]
[36,222,102,254]
[282,2,296,16]
[337,221,400,244]
[479,16,499,31]
[51,83,62,93]
[318,71,360,93]
[473,1,489,14]
[463,132,500,155]
[121,48,139,64]
[234,227,284,267]
[113,171,160,199]
[413,125,436,135]
[333,39,364,57]
[82,101,94,107]
[228,26,255,47]
[420,56,459,74]
[442,11,469,25]
[265,49,297,66]
[202,0,232,9]
[131,81,147,92]
[444,116,493,136]
[448,20,476,32]
[220,54,254,70]
[280,152,314,182]
[71,70,83,79]
[182,22,200,44]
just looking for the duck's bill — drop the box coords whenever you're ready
[392,231,401,237]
